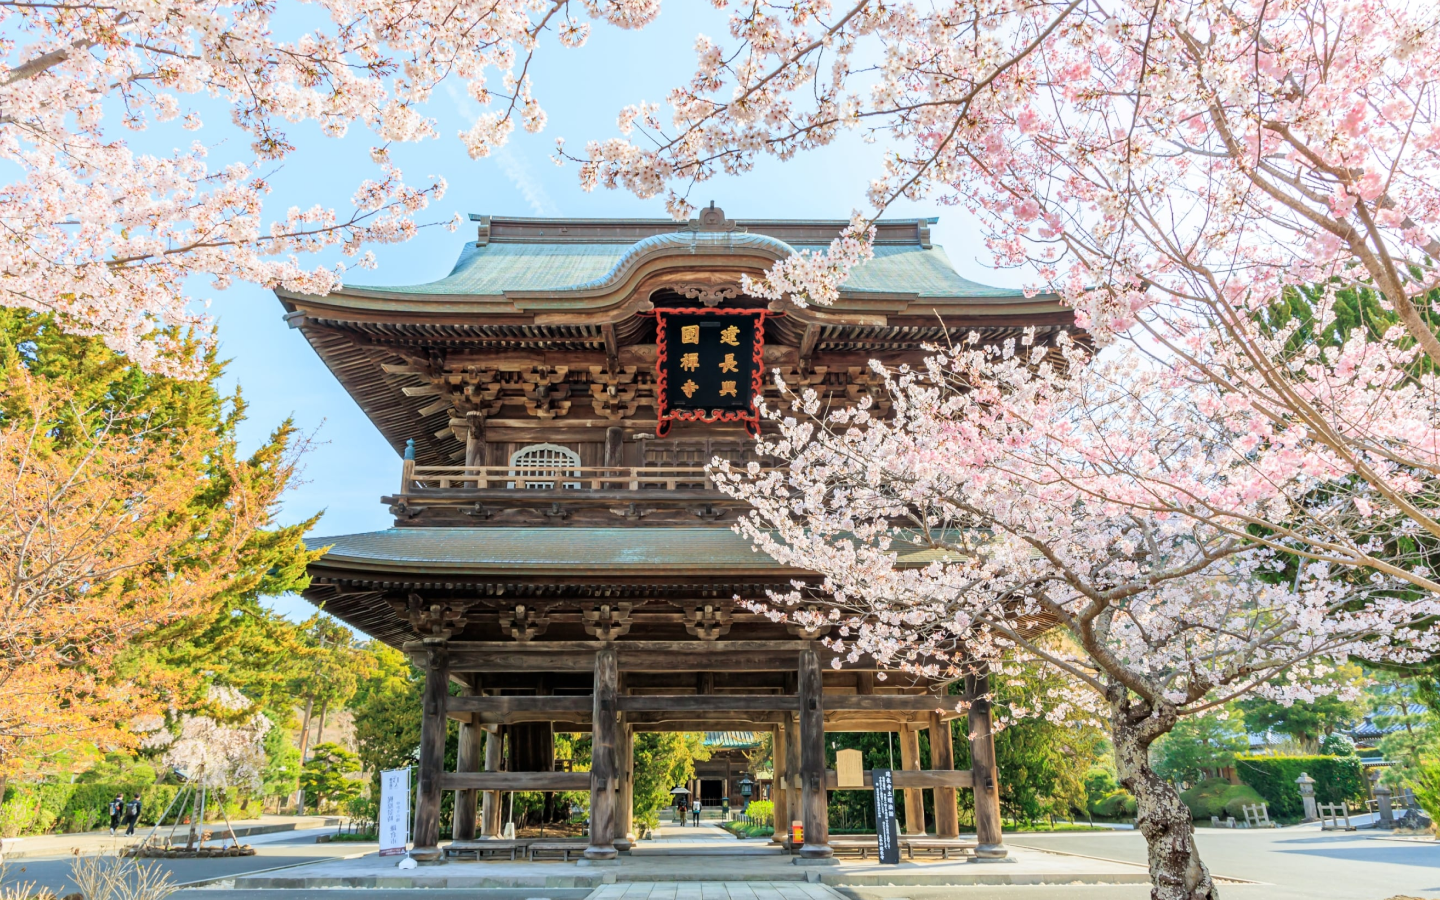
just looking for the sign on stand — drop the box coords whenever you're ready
[871,768,901,865]
[379,767,410,857]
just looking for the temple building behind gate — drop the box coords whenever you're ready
[278,206,1076,863]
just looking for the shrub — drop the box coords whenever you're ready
[1220,785,1266,819]
[1090,789,1136,818]
[1233,755,1367,819]
[743,800,774,828]
[0,781,243,836]
[1180,778,1231,819]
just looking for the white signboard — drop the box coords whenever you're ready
[379,767,410,857]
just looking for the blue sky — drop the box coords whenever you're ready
[198,6,1029,620]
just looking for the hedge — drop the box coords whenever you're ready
[0,782,243,837]
[1233,755,1367,820]
[1179,778,1264,820]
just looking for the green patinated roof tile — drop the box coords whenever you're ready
[345,239,1022,300]
[306,527,960,573]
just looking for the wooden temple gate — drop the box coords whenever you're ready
[280,207,1077,864]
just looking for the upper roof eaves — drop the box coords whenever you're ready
[323,213,1027,304]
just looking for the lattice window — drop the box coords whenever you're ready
[508,443,581,489]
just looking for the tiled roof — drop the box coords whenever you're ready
[704,731,763,749]
[306,527,967,574]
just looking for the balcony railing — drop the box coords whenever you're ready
[399,461,749,493]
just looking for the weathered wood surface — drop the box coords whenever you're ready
[617,695,796,712]
[450,695,593,713]
[771,723,789,845]
[898,725,925,836]
[966,671,1006,856]
[411,644,449,860]
[452,701,480,841]
[480,725,503,837]
[418,641,883,674]
[441,771,593,791]
[586,647,619,860]
[823,769,974,790]
[797,647,832,858]
[929,710,959,840]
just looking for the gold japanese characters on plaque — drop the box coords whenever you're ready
[653,308,768,437]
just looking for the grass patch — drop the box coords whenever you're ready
[721,821,774,839]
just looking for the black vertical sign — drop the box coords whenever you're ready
[872,768,901,864]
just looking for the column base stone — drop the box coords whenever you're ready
[973,844,1012,861]
[577,857,621,867]
[793,855,840,866]
[408,847,443,864]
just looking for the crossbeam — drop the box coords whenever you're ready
[824,769,974,790]
[440,771,593,792]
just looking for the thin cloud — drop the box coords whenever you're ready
[445,81,560,217]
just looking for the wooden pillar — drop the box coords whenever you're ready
[784,708,801,842]
[453,707,480,841]
[618,721,635,841]
[464,413,486,467]
[480,725,503,837]
[898,725,926,835]
[966,671,1007,858]
[928,711,959,839]
[586,647,619,860]
[411,642,448,861]
[771,725,789,843]
[797,647,831,858]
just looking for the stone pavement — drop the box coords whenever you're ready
[0,815,341,860]
[588,881,843,900]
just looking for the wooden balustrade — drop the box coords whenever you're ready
[399,463,756,493]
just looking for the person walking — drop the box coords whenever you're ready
[692,799,701,826]
[678,799,688,826]
[123,794,143,836]
[107,794,123,836]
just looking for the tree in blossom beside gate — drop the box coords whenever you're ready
[709,331,1440,899]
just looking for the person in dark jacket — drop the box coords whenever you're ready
[123,794,143,836]
[108,794,123,836]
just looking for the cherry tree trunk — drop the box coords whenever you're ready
[1111,697,1218,900]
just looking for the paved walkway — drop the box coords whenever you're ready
[0,815,341,860]
[590,882,842,900]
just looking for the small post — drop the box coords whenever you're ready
[480,726,504,837]
[1296,772,1318,823]
[1375,783,1395,829]
[453,695,480,841]
[770,725,789,845]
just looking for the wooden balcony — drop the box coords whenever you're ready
[383,461,768,525]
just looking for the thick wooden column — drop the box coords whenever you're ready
[784,709,801,841]
[411,642,448,861]
[928,711,959,839]
[797,647,832,858]
[453,705,480,841]
[770,724,789,844]
[480,725,504,837]
[585,647,619,860]
[966,671,1007,858]
[898,725,926,835]
[618,721,635,841]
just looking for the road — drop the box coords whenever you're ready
[0,829,366,896]
[843,827,1440,900]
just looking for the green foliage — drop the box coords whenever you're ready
[743,799,774,828]
[74,753,158,787]
[300,743,362,812]
[261,714,302,799]
[1178,778,1265,820]
[1234,755,1367,819]
[0,781,238,837]
[631,732,708,831]
[350,644,423,792]
[1236,666,1366,754]
[1090,789,1137,819]
[1409,760,1440,825]
[1152,712,1249,785]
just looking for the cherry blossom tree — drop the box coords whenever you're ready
[0,0,661,373]
[578,0,1440,584]
[154,686,271,793]
[710,336,1440,899]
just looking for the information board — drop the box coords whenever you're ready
[379,767,410,857]
[871,767,901,865]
